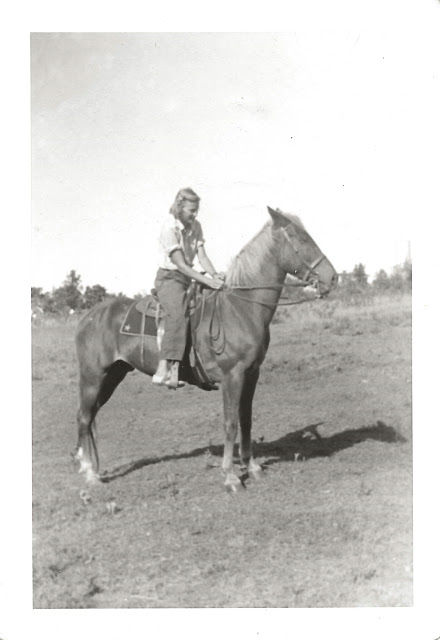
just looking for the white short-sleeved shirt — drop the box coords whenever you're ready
[158,215,205,270]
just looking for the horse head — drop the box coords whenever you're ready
[268,206,338,297]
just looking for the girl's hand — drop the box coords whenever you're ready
[205,276,224,290]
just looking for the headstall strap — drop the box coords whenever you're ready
[282,226,326,283]
[225,227,328,307]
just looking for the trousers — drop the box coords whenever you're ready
[154,268,191,361]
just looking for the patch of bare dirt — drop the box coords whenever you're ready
[32,295,412,607]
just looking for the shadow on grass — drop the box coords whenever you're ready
[255,420,407,468]
[100,420,406,483]
[99,445,218,483]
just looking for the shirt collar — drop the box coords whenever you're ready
[174,217,193,233]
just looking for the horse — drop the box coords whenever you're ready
[74,206,338,491]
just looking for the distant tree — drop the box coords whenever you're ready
[372,260,411,294]
[52,270,83,312]
[372,269,390,291]
[31,287,54,312]
[42,292,60,313]
[31,272,138,314]
[389,261,412,292]
[103,291,128,299]
[31,287,45,319]
[83,284,107,309]
[31,287,43,302]
[352,263,368,287]
[133,291,148,300]
[338,271,351,286]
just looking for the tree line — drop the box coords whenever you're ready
[338,260,412,295]
[31,261,412,315]
[31,270,131,315]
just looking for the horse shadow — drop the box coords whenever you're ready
[253,420,407,467]
[99,420,407,483]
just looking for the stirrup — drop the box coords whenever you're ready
[167,360,184,390]
[167,363,185,389]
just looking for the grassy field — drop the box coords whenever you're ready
[32,292,412,608]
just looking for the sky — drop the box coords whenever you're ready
[31,10,440,296]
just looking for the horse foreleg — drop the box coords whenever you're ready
[239,367,264,480]
[222,368,245,492]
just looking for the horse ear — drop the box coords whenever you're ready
[268,206,290,229]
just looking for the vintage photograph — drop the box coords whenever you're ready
[27,13,435,622]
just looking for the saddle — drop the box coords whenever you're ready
[120,285,218,391]
[120,293,164,337]
[134,293,164,318]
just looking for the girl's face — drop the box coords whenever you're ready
[178,201,199,227]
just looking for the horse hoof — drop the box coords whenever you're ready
[224,478,245,493]
[86,470,101,484]
[250,466,265,481]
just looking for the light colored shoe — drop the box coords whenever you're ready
[152,359,169,386]
[152,360,184,389]
[152,374,185,388]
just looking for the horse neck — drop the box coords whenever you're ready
[226,224,286,318]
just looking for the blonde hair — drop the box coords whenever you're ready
[169,187,200,218]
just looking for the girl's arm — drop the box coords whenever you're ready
[197,245,224,279]
[170,249,224,289]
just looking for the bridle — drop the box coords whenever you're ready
[193,223,330,356]
[224,225,329,307]
[280,226,327,295]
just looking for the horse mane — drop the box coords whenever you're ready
[225,212,307,287]
[225,221,278,286]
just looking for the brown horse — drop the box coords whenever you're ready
[74,207,338,490]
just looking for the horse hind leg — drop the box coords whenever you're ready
[75,361,132,483]
[75,378,102,484]
[76,363,133,477]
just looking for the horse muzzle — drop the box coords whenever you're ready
[303,272,337,298]
[302,279,323,299]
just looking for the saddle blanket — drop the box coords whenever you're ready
[119,294,218,391]
[120,297,162,337]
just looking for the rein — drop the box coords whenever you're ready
[223,223,328,307]
[193,222,329,351]
[193,280,317,360]
[226,282,321,308]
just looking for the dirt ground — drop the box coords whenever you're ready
[32,294,412,608]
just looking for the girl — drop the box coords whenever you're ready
[153,188,224,389]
